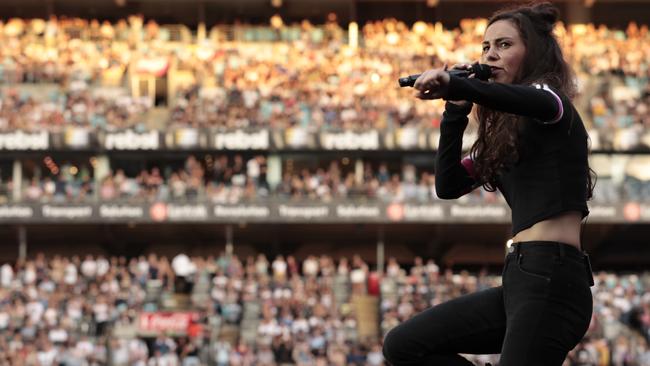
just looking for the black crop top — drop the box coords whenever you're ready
[435,75,590,236]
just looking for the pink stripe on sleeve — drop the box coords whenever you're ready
[460,156,477,179]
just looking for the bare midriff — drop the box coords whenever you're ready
[511,211,583,250]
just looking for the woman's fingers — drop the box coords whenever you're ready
[414,69,443,92]
[411,65,454,99]
[451,63,471,70]
[413,70,431,90]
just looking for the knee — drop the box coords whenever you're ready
[382,326,407,365]
[382,330,396,365]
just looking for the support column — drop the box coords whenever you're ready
[348,22,359,49]
[93,155,110,201]
[376,226,385,276]
[355,159,364,185]
[225,225,234,256]
[12,160,22,201]
[18,225,27,261]
[267,155,282,190]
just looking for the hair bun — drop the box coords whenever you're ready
[530,2,559,28]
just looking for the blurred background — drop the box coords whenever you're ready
[0,0,649,365]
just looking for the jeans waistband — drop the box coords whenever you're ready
[507,241,586,261]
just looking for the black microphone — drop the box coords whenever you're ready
[398,63,492,87]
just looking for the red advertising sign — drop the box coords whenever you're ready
[137,312,198,335]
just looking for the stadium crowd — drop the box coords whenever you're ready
[0,13,648,366]
[0,83,152,132]
[0,17,648,152]
[0,252,649,365]
[7,155,481,204]
[0,154,647,204]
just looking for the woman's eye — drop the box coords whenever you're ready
[482,46,489,53]
[500,42,510,48]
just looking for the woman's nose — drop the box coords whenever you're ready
[486,49,499,61]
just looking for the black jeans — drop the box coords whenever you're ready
[382,241,594,366]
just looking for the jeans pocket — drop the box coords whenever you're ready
[515,254,554,282]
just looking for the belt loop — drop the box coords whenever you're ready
[558,242,565,265]
[515,243,522,265]
[515,243,521,257]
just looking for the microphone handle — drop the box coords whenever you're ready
[399,69,470,88]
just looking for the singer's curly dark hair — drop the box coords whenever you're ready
[470,1,596,200]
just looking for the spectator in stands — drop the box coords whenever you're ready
[172,253,197,294]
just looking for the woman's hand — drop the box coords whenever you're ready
[413,63,474,109]
[413,65,451,100]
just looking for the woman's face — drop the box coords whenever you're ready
[481,19,527,84]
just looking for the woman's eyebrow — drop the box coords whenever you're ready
[482,37,513,46]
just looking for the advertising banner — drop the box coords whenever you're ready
[318,130,381,150]
[212,129,270,150]
[0,131,49,150]
[0,201,638,224]
[100,130,161,150]
[0,128,471,152]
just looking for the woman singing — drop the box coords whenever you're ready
[382,2,596,365]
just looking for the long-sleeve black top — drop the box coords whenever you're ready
[435,75,590,236]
